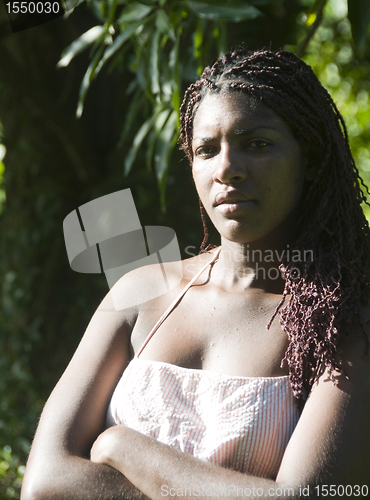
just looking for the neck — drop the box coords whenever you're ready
[214,221,300,293]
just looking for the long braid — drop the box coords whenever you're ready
[179,48,370,399]
[198,198,216,253]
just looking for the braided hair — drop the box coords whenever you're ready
[179,48,370,398]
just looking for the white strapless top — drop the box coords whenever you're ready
[106,358,299,478]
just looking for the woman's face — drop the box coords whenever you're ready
[191,91,309,245]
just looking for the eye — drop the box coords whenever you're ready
[246,139,271,148]
[194,146,218,158]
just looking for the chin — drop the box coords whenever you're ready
[218,222,264,245]
[214,211,298,246]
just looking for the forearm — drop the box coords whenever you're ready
[21,454,150,500]
[91,427,291,500]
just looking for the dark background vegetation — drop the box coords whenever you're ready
[0,0,370,497]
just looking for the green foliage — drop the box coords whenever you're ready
[348,0,370,56]
[299,0,370,220]
[57,0,370,206]
[0,446,25,499]
[57,0,285,200]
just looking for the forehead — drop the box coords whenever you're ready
[192,91,290,138]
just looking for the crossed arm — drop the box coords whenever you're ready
[21,290,150,500]
[88,362,370,500]
[21,281,370,500]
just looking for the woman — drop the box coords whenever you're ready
[22,49,370,500]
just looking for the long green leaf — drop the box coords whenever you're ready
[154,110,178,183]
[124,106,167,175]
[57,26,107,68]
[95,19,145,75]
[217,20,227,56]
[150,30,161,95]
[186,1,262,22]
[76,44,105,118]
[118,2,153,23]
[169,33,180,123]
[156,9,176,40]
[348,0,370,54]
[62,0,84,18]
[146,108,172,169]
[89,0,107,22]
[107,0,119,25]
[119,90,145,147]
[155,110,179,211]
[194,17,204,53]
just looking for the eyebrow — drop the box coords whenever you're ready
[193,125,279,142]
[193,137,215,143]
[234,125,278,135]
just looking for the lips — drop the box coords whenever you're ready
[214,191,256,214]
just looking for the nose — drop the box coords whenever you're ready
[212,144,247,184]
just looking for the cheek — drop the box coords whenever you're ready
[289,156,308,202]
[261,154,306,209]
[192,164,212,199]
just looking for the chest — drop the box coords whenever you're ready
[131,285,290,378]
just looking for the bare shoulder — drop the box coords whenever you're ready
[277,304,370,486]
[278,362,370,486]
[107,248,220,313]
[333,303,370,382]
